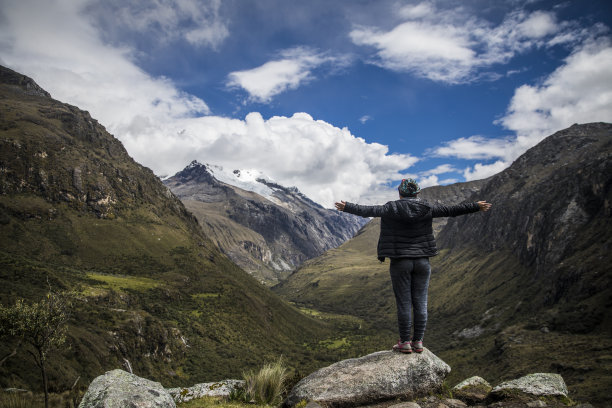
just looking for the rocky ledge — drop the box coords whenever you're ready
[77,350,591,408]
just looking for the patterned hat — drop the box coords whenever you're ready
[398,178,420,196]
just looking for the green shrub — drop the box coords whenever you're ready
[242,358,288,406]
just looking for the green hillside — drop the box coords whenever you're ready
[0,66,335,394]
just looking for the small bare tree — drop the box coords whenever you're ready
[0,289,72,408]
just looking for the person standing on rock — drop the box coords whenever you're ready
[335,179,491,354]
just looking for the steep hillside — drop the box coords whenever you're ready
[164,161,367,285]
[273,123,612,404]
[0,66,332,394]
[428,123,612,403]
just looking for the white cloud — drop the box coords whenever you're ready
[433,37,612,181]
[88,0,229,48]
[499,37,612,142]
[123,112,419,208]
[349,3,579,83]
[419,164,459,176]
[359,115,372,124]
[227,47,347,103]
[431,136,512,160]
[463,161,509,181]
[0,0,418,208]
[418,175,440,189]
[0,0,210,133]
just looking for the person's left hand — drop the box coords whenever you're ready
[477,201,492,212]
[335,201,346,211]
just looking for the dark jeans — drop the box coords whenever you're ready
[389,257,431,342]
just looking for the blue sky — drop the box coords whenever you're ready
[1,0,611,207]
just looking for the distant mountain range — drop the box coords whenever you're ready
[274,123,612,405]
[164,161,367,285]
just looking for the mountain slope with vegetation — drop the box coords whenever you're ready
[164,161,367,285]
[0,65,334,395]
[274,123,612,405]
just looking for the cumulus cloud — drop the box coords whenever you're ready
[349,3,586,83]
[0,0,416,208]
[431,37,612,181]
[0,0,210,133]
[227,47,348,103]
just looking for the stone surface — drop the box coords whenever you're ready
[442,398,467,407]
[286,349,450,407]
[452,376,492,404]
[388,403,421,408]
[166,380,244,403]
[491,373,568,399]
[78,369,175,408]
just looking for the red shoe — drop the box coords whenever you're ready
[411,340,423,353]
[392,340,412,353]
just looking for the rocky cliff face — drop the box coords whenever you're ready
[164,161,367,285]
[437,123,611,332]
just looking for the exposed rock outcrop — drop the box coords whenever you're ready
[286,349,450,407]
[452,376,491,405]
[78,369,175,408]
[489,373,569,402]
[166,380,244,403]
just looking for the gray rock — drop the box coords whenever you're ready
[78,369,175,408]
[527,400,547,407]
[305,402,324,408]
[442,398,467,407]
[166,379,244,403]
[286,349,450,407]
[491,373,568,399]
[388,403,421,408]
[452,376,491,404]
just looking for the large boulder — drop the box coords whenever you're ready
[78,369,175,408]
[166,380,244,403]
[286,349,450,407]
[490,373,569,402]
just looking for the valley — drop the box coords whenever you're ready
[1,65,611,406]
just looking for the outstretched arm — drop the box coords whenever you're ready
[432,200,492,218]
[335,200,388,217]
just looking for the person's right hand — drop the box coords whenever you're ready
[335,201,346,211]
[477,201,492,212]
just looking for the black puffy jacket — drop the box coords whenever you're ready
[343,197,480,261]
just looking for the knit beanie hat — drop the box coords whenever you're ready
[398,178,420,196]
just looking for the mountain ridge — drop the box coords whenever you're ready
[164,160,367,285]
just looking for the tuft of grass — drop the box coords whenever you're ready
[242,358,288,406]
[177,395,272,407]
[0,393,33,408]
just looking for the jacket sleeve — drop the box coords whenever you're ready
[431,201,480,218]
[343,202,390,218]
